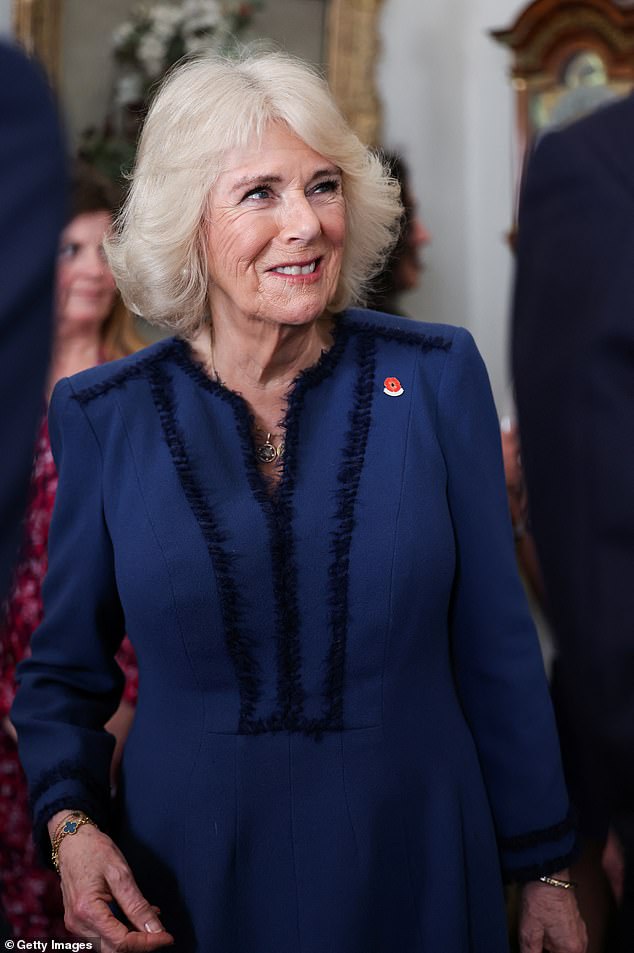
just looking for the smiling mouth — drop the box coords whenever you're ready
[271,258,320,276]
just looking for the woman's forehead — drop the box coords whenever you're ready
[216,124,336,182]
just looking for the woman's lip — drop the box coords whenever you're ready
[268,258,323,282]
[268,257,321,271]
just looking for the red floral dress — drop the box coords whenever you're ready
[0,413,138,938]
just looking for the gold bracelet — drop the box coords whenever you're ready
[538,874,577,890]
[51,810,97,874]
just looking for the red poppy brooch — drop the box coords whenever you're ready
[383,376,404,397]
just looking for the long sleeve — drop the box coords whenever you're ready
[12,378,126,857]
[436,327,575,881]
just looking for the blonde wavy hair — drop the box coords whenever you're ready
[106,50,403,336]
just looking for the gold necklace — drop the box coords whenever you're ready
[209,333,285,466]
[254,428,285,465]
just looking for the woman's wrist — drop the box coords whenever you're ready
[48,809,99,873]
[528,868,576,890]
[48,809,74,842]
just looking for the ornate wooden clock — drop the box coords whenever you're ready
[492,0,634,222]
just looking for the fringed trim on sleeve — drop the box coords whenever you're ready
[497,810,576,851]
[502,847,579,885]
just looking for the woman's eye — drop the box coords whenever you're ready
[311,179,340,196]
[59,242,79,260]
[243,186,271,201]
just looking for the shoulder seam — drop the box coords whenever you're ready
[343,316,453,352]
[71,340,181,405]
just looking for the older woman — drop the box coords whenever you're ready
[13,53,585,953]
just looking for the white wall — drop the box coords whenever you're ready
[379,0,524,408]
[0,0,12,36]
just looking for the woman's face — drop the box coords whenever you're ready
[204,123,346,329]
[56,211,117,332]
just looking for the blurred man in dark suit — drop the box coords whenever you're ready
[512,94,634,953]
[0,42,66,599]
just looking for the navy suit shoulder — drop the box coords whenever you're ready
[554,92,634,186]
[343,306,457,349]
[62,336,180,403]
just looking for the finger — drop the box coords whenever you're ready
[105,864,167,935]
[116,931,175,951]
[78,899,173,952]
[519,925,543,953]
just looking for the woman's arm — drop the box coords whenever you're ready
[12,379,171,951]
[435,329,585,951]
[12,379,124,849]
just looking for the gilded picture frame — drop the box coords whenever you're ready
[11,0,384,145]
[12,0,62,85]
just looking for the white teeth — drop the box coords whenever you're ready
[274,261,317,276]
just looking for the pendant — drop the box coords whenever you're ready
[255,435,279,465]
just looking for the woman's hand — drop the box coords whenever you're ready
[1,715,17,743]
[105,698,136,792]
[519,871,587,953]
[51,815,174,952]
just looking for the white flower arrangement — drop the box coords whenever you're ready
[112,0,261,99]
[80,0,262,183]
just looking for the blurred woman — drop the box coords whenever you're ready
[365,151,431,314]
[0,163,144,938]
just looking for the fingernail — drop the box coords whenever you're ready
[145,918,162,933]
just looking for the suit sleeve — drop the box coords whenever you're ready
[436,327,575,881]
[0,42,66,597]
[512,122,634,820]
[11,378,126,858]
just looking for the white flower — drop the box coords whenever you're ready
[182,0,222,27]
[138,32,167,76]
[150,3,183,38]
[115,72,144,106]
[112,21,135,49]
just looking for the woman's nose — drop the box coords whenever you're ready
[412,216,431,247]
[82,248,108,277]
[280,193,321,242]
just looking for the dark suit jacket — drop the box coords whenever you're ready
[512,95,634,833]
[0,43,66,597]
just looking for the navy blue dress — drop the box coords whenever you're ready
[13,310,575,952]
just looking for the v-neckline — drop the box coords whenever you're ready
[170,316,350,507]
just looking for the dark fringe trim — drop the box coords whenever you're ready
[32,794,109,868]
[169,326,350,736]
[502,845,579,885]
[72,339,181,406]
[148,362,261,729]
[264,322,351,726]
[498,809,576,851]
[341,314,452,353]
[29,759,105,809]
[322,332,377,730]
